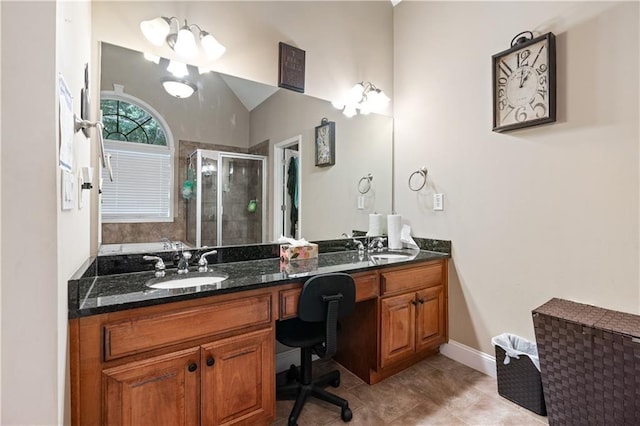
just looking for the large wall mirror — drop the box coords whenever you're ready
[98,42,393,253]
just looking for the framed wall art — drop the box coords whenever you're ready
[278,42,306,93]
[315,118,335,167]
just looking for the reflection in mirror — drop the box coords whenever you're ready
[98,42,393,253]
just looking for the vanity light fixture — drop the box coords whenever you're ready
[162,78,197,99]
[332,81,390,117]
[166,60,189,78]
[140,16,226,60]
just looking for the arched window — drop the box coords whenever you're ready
[100,92,174,222]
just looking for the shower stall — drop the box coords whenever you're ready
[185,149,267,248]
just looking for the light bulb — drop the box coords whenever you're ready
[364,88,390,113]
[174,26,198,58]
[167,60,189,78]
[200,32,226,60]
[359,101,372,115]
[331,99,346,110]
[343,105,357,118]
[346,83,365,104]
[140,17,171,46]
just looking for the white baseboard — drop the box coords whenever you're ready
[440,340,497,378]
[278,341,496,377]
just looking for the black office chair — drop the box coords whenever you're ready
[276,273,356,426]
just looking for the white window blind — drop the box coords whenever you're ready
[101,140,172,222]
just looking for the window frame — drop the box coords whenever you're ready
[100,91,175,223]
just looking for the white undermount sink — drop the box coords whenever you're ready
[369,251,417,262]
[146,273,229,289]
[371,253,412,260]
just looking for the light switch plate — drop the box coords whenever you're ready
[62,171,75,210]
[357,195,365,209]
[433,193,444,210]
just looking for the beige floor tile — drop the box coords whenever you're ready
[326,406,387,426]
[273,355,550,426]
[388,398,469,425]
[456,393,542,426]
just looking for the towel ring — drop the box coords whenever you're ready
[358,174,373,194]
[408,167,428,191]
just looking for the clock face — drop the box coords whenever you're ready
[493,33,556,132]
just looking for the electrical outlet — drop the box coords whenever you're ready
[433,193,444,211]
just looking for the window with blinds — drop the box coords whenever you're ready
[100,95,174,223]
[101,141,172,222]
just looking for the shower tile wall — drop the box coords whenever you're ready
[221,158,262,246]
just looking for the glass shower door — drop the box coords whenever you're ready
[219,154,265,246]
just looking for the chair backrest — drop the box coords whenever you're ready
[298,272,356,322]
[297,273,356,359]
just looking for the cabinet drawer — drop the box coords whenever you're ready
[104,294,272,361]
[381,262,443,296]
[279,272,379,320]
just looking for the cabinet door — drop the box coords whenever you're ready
[201,328,274,425]
[102,347,200,426]
[416,285,445,352]
[380,292,416,368]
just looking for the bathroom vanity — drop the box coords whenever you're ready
[68,246,449,425]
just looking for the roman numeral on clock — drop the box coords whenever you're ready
[499,61,513,77]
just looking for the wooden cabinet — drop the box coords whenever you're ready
[103,347,200,426]
[379,264,447,369]
[71,258,448,425]
[415,285,446,351]
[102,329,273,426]
[71,289,275,426]
[333,259,448,384]
[201,328,274,425]
[380,284,445,367]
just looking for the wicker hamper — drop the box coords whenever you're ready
[532,298,640,426]
[495,344,547,415]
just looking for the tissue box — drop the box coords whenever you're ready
[280,243,318,261]
[280,258,319,277]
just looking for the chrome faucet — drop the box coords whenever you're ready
[159,237,173,250]
[143,255,166,278]
[198,250,218,272]
[368,237,387,252]
[177,250,192,274]
[342,233,364,252]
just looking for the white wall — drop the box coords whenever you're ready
[1,2,59,423]
[1,1,92,424]
[250,89,393,240]
[92,1,393,110]
[56,3,92,424]
[394,1,639,355]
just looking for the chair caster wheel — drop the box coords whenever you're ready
[287,418,298,426]
[330,377,340,387]
[341,406,352,422]
[286,365,298,383]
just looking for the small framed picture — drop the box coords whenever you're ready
[315,118,335,167]
[278,42,306,93]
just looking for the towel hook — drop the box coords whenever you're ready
[358,174,373,194]
[408,167,428,191]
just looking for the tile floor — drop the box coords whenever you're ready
[273,354,549,426]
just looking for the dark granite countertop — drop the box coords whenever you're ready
[69,248,449,319]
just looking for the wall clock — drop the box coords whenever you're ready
[492,31,556,132]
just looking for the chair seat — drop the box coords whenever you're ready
[276,318,326,348]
